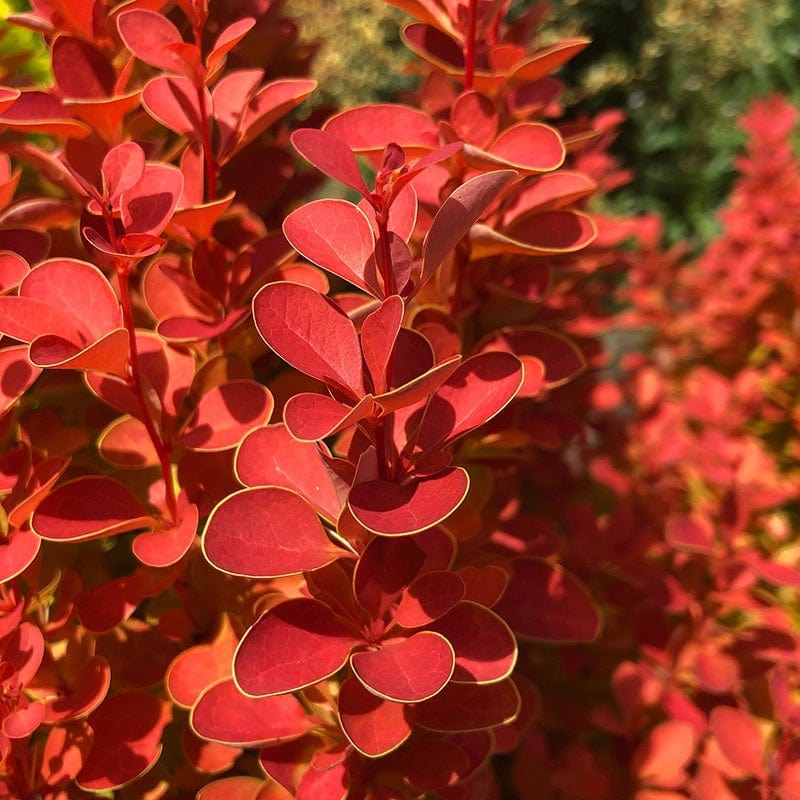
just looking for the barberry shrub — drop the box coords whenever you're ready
[4,0,798,798]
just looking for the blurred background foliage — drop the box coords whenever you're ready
[544,0,800,245]
[3,0,800,245]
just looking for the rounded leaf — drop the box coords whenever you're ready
[348,467,469,536]
[203,487,342,578]
[234,598,359,696]
[191,679,312,747]
[351,632,455,702]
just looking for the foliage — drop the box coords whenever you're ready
[546,0,800,245]
[2,0,800,798]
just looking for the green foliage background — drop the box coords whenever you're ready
[546,0,800,245]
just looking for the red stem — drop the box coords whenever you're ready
[464,0,477,90]
[196,82,218,202]
[193,19,217,202]
[102,209,179,523]
[376,213,396,296]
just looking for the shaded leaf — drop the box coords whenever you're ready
[349,467,469,536]
[338,677,413,757]
[32,476,154,542]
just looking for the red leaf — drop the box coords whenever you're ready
[471,211,597,257]
[117,9,185,72]
[203,487,342,578]
[349,467,469,536]
[351,632,454,702]
[182,380,273,450]
[353,535,425,619]
[324,103,440,154]
[191,678,312,747]
[182,727,241,775]
[253,282,365,397]
[414,352,522,453]
[283,200,378,295]
[361,295,404,395]
[99,415,157,467]
[451,91,498,148]
[206,17,256,77]
[457,565,508,607]
[28,328,130,376]
[5,258,121,343]
[2,700,45,739]
[77,692,172,791]
[503,171,597,223]
[141,75,210,138]
[237,78,317,154]
[32,476,154,542]
[633,720,697,784]
[132,500,198,568]
[414,679,521,732]
[43,656,111,724]
[374,354,462,414]
[235,424,345,523]
[493,558,602,642]
[0,252,29,294]
[102,142,146,207]
[0,90,91,138]
[430,601,517,683]
[197,777,266,800]
[709,706,766,778]
[121,162,183,236]
[509,39,590,83]
[52,36,115,99]
[338,677,413,757]
[166,615,239,708]
[284,393,375,442]
[212,68,264,160]
[394,570,465,627]
[487,123,565,172]
[665,513,715,555]
[0,346,40,417]
[478,327,585,391]
[292,128,370,196]
[0,528,40,583]
[422,170,517,285]
[234,598,359,696]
